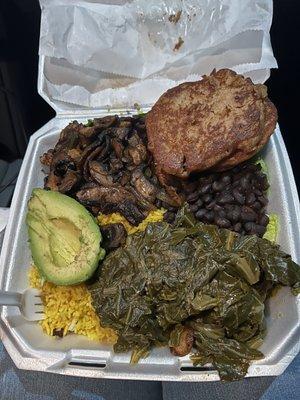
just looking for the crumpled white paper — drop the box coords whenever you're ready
[39,0,277,111]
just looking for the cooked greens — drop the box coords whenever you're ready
[89,206,300,381]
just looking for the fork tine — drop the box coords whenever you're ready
[22,288,45,321]
[34,305,44,312]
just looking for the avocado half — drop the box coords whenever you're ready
[26,188,105,285]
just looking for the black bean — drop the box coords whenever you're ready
[195,198,204,208]
[195,209,207,220]
[189,204,199,213]
[258,195,268,206]
[232,166,241,173]
[215,209,227,219]
[254,171,265,179]
[221,175,232,184]
[251,224,266,237]
[163,211,175,223]
[251,201,262,212]
[217,193,234,204]
[213,204,223,214]
[244,222,256,232]
[212,181,225,192]
[223,203,233,211]
[247,164,259,172]
[161,201,176,211]
[258,214,269,226]
[161,201,171,209]
[232,188,245,205]
[214,216,231,228]
[203,193,213,203]
[187,191,199,203]
[232,173,242,182]
[206,200,216,210]
[254,189,262,196]
[240,176,250,190]
[226,206,241,222]
[233,222,242,233]
[260,176,269,191]
[183,182,198,193]
[241,163,249,170]
[155,199,162,208]
[240,206,257,222]
[199,183,212,195]
[204,211,214,222]
[204,174,217,184]
[245,192,256,205]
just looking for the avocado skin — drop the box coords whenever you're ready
[26,188,105,285]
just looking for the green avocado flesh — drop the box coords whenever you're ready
[26,189,105,285]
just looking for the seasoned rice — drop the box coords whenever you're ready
[97,208,165,234]
[28,266,117,343]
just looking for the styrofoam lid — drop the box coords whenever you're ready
[38,0,277,113]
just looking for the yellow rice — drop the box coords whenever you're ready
[97,208,165,234]
[28,266,117,343]
[28,209,165,342]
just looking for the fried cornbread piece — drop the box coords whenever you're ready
[146,69,277,179]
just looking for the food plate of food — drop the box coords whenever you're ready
[0,69,299,382]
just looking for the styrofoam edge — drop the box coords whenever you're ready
[272,132,300,262]
[1,324,298,382]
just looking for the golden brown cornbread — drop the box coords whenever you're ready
[146,69,277,179]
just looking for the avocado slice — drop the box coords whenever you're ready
[26,189,105,285]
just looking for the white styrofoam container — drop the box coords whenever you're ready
[0,102,299,380]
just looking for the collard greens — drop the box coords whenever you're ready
[89,206,300,381]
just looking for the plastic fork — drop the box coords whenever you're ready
[0,288,45,321]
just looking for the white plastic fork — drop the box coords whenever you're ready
[0,288,45,321]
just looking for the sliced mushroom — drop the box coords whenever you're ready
[127,132,141,147]
[79,133,110,168]
[127,132,148,165]
[41,115,183,225]
[54,121,80,153]
[76,185,146,225]
[131,168,157,203]
[82,135,111,180]
[67,148,82,163]
[89,161,114,187]
[170,327,194,357]
[53,158,76,177]
[128,145,147,165]
[44,171,60,191]
[113,127,131,141]
[93,115,118,129]
[109,157,123,174]
[78,126,101,139]
[100,223,127,250]
[119,171,131,186]
[130,187,156,211]
[117,201,146,225]
[111,138,124,159]
[58,170,80,193]
[40,149,54,166]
